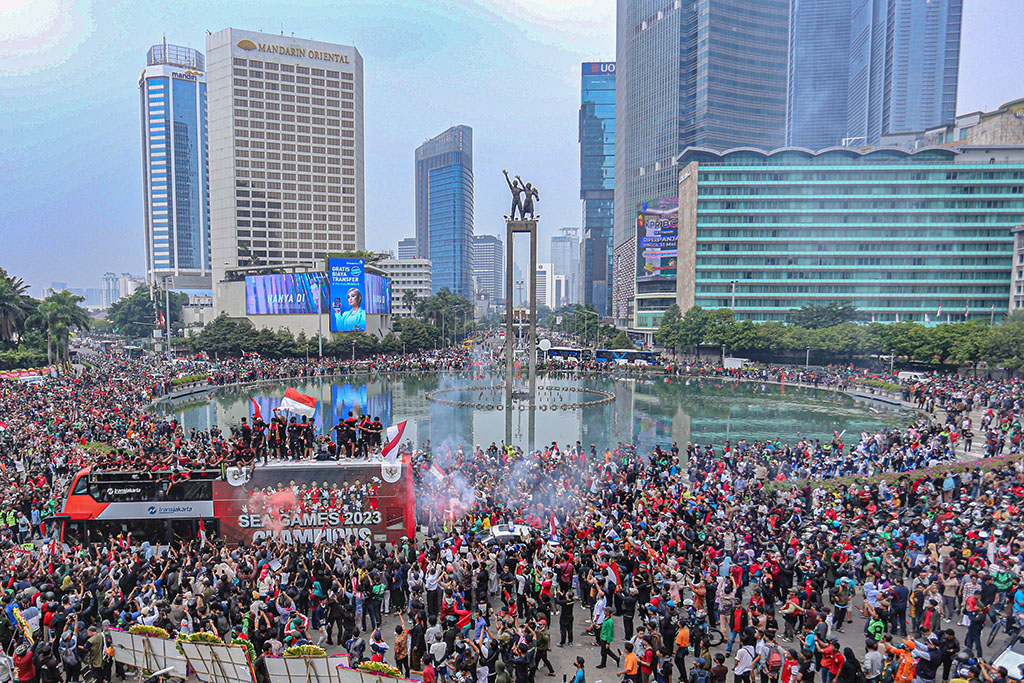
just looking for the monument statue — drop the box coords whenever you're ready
[503,169,540,220]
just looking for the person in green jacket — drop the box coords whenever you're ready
[596,615,620,669]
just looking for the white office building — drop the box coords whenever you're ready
[206,28,364,289]
[378,258,433,316]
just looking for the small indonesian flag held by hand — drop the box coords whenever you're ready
[251,397,262,422]
[382,421,408,464]
[0,421,7,431]
[280,387,317,417]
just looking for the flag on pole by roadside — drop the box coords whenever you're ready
[965,302,970,319]
[381,420,408,464]
[925,313,931,323]
[251,397,262,422]
[280,387,317,417]
[937,302,942,317]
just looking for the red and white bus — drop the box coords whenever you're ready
[53,461,415,546]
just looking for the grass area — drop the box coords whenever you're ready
[82,441,115,453]
[860,378,903,393]
[171,373,209,386]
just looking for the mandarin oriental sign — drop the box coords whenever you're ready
[237,38,350,63]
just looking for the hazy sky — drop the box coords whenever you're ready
[1,0,1021,294]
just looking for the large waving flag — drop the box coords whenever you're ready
[250,397,262,422]
[280,387,317,417]
[382,420,408,464]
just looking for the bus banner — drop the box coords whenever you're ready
[211,462,414,546]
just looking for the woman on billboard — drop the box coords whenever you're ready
[333,288,366,332]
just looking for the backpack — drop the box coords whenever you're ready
[60,643,79,668]
[691,667,710,683]
[767,646,783,675]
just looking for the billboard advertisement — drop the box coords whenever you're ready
[365,273,392,315]
[244,273,328,315]
[635,198,678,283]
[327,258,366,332]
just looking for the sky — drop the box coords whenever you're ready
[1,0,1022,295]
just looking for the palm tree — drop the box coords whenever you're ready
[28,290,90,369]
[0,269,36,344]
[402,289,419,315]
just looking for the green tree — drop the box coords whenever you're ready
[394,317,439,351]
[27,290,90,368]
[947,323,990,375]
[605,329,634,349]
[187,314,253,357]
[788,302,859,329]
[108,286,188,339]
[654,303,683,355]
[985,321,1024,372]
[414,288,473,346]
[402,289,419,314]
[0,268,37,345]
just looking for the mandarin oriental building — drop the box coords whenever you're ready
[206,28,364,291]
[675,146,1024,323]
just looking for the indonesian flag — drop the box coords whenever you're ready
[382,420,408,464]
[198,518,207,548]
[0,421,7,431]
[250,397,262,422]
[965,302,970,318]
[430,462,446,481]
[937,302,943,317]
[280,387,317,417]
[548,512,557,539]
[925,313,931,323]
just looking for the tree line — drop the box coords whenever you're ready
[0,268,91,370]
[655,303,1024,371]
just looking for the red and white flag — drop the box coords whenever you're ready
[965,302,970,319]
[548,512,557,539]
[924,314,931,324]
[0,421,7,431]
[250,397,262,422]
[280,387,317,417]
[430,461,446,481]
[382,421,408,464]
[937,302,942,317]
[198,518,207,548]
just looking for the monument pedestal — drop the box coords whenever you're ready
[505,219,538,449]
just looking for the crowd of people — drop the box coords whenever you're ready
[0,339,1022,683]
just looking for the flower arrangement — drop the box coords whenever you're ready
[176,631,224,654]
[283,644,326,657]
[128,625,170,639]
[357,661,402,677]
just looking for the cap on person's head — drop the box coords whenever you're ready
[576,656,585,668]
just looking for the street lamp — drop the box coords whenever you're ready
[805,346,810,369]
[310,263,323,359]
[351,340,356,362]
[889,348,895,376]
[730,280,737,310]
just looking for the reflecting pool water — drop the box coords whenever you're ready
[155,372,909,453]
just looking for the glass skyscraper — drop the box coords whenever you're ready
[415,125,474,296]
[613,0,789,325]
[788,0,962,148]
[140,42,211,288]
[675,146,1020,323]
[580,62,615,317]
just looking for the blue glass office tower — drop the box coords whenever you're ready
[580,62,615,318]
[788,0,962,148]
[140,42,211,289]
[415,126,474,297]
[613,0,789,325]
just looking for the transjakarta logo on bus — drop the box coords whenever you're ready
[238,509,380,543]
[147,504,201,515]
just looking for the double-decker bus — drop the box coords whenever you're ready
[593,348,657,365]
[53,460,415,546]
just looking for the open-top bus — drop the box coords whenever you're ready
[53,460,415,546]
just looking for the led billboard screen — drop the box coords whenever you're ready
[365,274,392,315]
[635,198,678,283]
[244,273,328,315]
[328,258,366,332]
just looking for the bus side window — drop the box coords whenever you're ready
[72,477,89,496]
[385,507,405,530]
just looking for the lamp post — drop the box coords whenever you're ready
[730,280,737,310]
[310,263,323,359]
[889,348,895,376]
[351,340,356,363]
[805,346,810,369]
[163,276,172,363]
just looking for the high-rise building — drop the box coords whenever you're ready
[788,0,963,148]
[613,0,789,325]
[675,145,1020,323]
[580,61,615,318]
[536,263,553,310]
[140,41,212,289]
[551,227,580,307]
[471,234,503,304]
[397,237,418,260]
[415,125,474,296]
[205,29,364,289]
[102,272,119,309]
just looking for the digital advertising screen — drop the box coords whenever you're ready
[244,273,328,315]
[635,198,679,283]
[328,258,366,332]
[365,273,392,315]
